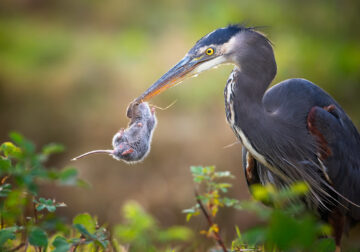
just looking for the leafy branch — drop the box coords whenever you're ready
[184,165,336,252]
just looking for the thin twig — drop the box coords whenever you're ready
[33,197,38,224]
[1,209,3,229]
[195,189,227,252]
[8,242,25,251]
[24,242,28,252]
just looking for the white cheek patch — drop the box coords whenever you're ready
[191,55,227,74]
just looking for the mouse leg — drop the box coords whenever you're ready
[121,148,134,155]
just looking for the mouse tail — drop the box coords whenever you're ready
[71,150,114,161]
[149,100,177,111]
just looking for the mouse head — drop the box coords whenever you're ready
[126,102,153,120]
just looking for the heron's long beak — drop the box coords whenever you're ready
[134,55,200,103]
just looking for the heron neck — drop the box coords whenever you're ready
[230,66,274,131]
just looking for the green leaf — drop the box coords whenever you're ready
[266,210,299,250]
[94,227,109,248]
[0,142,21,157]
[313,238,336,252]
[158,226,193,242]
[235,225,242,239]
[0,157,11,173]
[221,197,240,207]
[73,213,96,234]
[8,132,24,145]
[34,197,64,213]
[36,205,46,211]
[290,181,309,195]
[241,227,266,246]
[74,223,95,238]
[59,167,78,185]
[0,183,12,197]
[47,205,57,212]
[52,236,71,252]
[190,166,203,175]
[29,227,48,247]
[0,229,16,247]
[182,207,197,214]
[9,132,35,154]
[76,178,91,188]
[251,184,270,202]
[42,143,65,155]
[214,171,233,178]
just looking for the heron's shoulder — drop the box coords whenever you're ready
[267,78,323,95]
[263,78,334,106]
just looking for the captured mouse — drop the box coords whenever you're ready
[72,102,157,163]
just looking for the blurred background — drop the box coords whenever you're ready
[0,0,359,246]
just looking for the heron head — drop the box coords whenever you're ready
[134,25,274,103]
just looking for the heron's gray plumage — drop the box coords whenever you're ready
[217,26,360,225]
[135,24,360,246]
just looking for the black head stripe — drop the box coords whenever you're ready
[190,25,247,54]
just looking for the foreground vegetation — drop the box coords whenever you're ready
[0,133,337,251]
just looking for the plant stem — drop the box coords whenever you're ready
[33,201,38,224]
[195,189,227,252]
[8,242,25,251]
[0,209,3,229]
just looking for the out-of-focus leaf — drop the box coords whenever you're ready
[190,166,203,175]
[221,197,240,208]
[241,227,266,246]
[4,190,27,222]
[158,226,193,242]
[0,183,12,197]
[73,213,96,234]
[0,228,16,247]
[0,157,11,173]
[214,171,234,178]
[290,181,309,195]
[266,210,298,250]
[29,227,48,247]
[0,142,21,157]
[73,223,95,238]
[9,132,35,154]
[52,236,71,252]
[76,178,91,188]
[94,227,109,248]
[313,238,336,252]
[59,167,78,185]
[8,132,24,145]
[250,184,270,202]
[239,201,271,220]
[42,143,65,155]
[34,197,63,212]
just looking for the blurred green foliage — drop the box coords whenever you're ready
[185,165,336,252]
[0,133,193,251]
[0,1,359,251]
[0,0,359,116]
[114,201,193,252]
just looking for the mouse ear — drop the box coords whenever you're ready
[126,101,139,118]
[71,150,114,161]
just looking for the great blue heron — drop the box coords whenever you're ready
[131,25,360,249]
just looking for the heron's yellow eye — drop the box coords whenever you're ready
[205,48,214,56]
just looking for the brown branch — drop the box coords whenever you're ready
[33,201,38,224]
[0,209,3,229]
[70,237,86,252]
[195,189,227,252]
[24,242,28,252]
[8,242,25,251]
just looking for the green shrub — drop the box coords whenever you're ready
[184,165,336,252]
[0,133,193,251]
